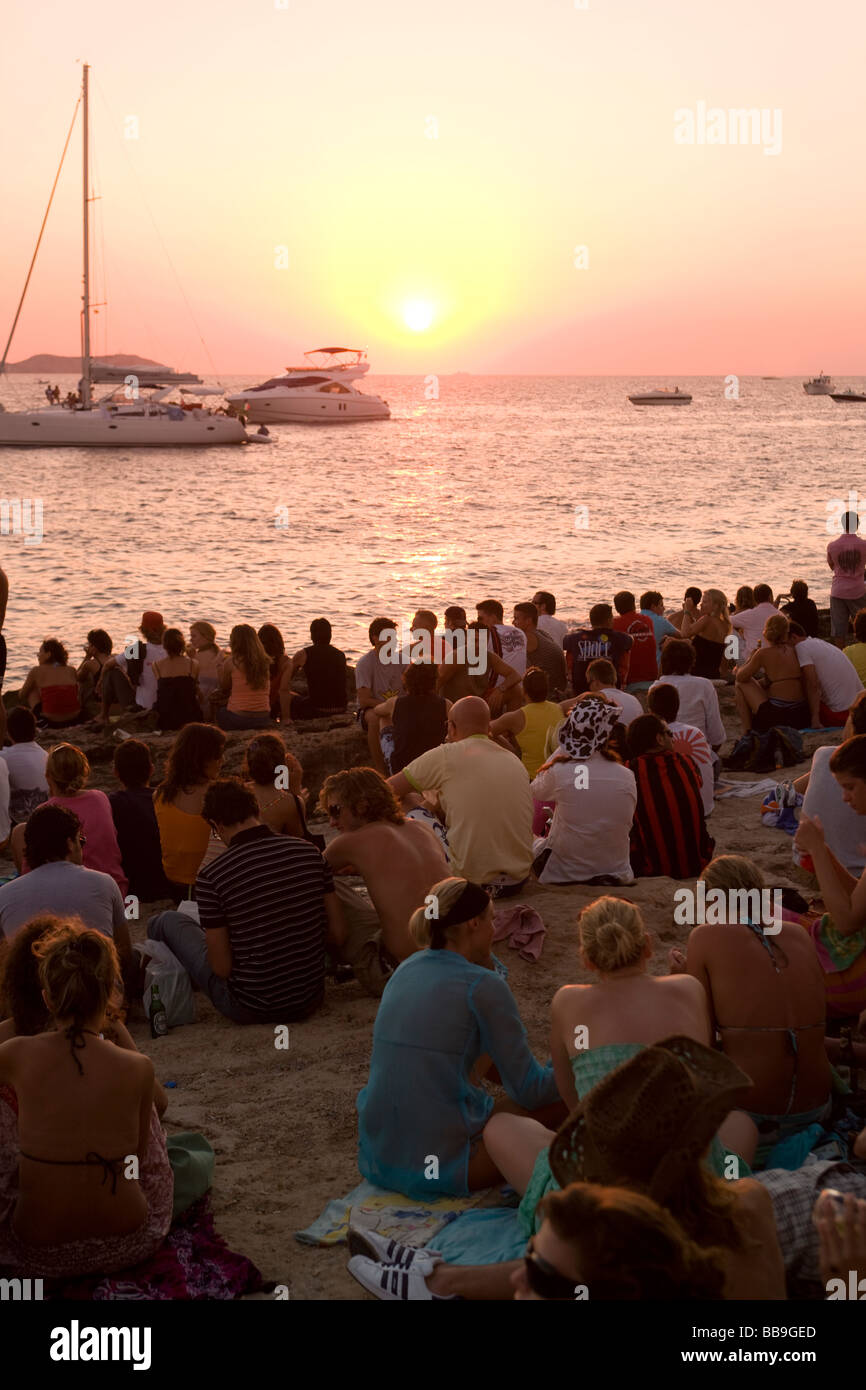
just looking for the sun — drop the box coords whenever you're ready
[403,299,435,332]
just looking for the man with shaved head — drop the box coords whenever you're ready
[388,696,533,893]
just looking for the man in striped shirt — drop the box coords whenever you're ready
[148,780,344,1023]
[626,714,714,879]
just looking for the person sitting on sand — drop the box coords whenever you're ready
[354,617,407,775]
[0,705,48,824]
[98,611,166,725]
[734,613,810,734]
[215,625,273,731]
[584,656,642,725]
[108,739,172,903]
[388,695,534,896]
[639,590,681,666]
[243,732,308,839]
[529,696,636,886]
[531,590,567,649]
[320,767,449,994]
[349,1035,784,1301]
[648,639,726,750]
[188,621,225,723]
[0,918,172,1278]
[795,734,866,1018]
[257,623,294,724]
[152,627,203,731]
[731,583,778,664]
[788,621,864,728]
[481,897,755,1232]
[646,683,715,818]
[511,603,567,700]
[564,602,632,695]
[355,876,562,1199]
[612,591,658,692]
[10,743,128,895]
[670,854,831,1167]
[20,638,82,729]
[0,806,131,957]
[153,722,226,903]
[290,618,348,720]
[780,579,820,639]
[794,691,866,875]
[149,779,343,1023]
[76,628,113,710]
[843,608,866,687]
[489,667,569,782]
[627,714,714,879]
[373,662,450,775]
[680,588,732,679]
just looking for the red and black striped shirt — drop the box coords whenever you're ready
[628,749,714,879]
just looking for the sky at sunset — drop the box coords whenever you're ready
[1,0,864,376]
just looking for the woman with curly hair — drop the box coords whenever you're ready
[153,722,226,900]
[0,917,173,1277]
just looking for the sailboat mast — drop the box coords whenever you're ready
[81,63,91,407]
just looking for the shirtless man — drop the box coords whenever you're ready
[319,766,448,996]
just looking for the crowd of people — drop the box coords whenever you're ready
[1,526,866,1300]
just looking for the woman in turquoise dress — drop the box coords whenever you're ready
[481,895,758,1237]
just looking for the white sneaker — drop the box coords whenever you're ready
[347,1225,441,1273]
[348,1255,454,1301]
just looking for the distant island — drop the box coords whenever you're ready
[4,353,164,373]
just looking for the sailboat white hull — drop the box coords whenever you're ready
[0,407,246,447]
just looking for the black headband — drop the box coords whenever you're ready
[436,881,491,931]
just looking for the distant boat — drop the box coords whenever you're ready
[830,389,866,403]
[803,372,835,395]
[628,387,692,406]
[761,375,780,380]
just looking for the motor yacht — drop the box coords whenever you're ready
[227,348,390,424]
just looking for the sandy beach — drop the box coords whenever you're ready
[0,685,839,1299]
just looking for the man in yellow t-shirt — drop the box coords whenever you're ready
[843,610,866,687]
[388,696,533,893]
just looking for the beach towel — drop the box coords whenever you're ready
[492,904,546,962]
[296,1179,510,1248]
[54,1195,264,1301]
[715,777,780,800]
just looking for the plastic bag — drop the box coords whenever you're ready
[134,939,196,1027]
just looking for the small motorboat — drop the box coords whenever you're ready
[830,389,866,403]
[628,387,692,406]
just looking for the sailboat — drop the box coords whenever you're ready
[0,66,246,447]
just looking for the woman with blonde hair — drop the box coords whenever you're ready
[681,588,732,679]
[215,624,273,731]
[0,917,172,1276]
[734,612,809,733]
[12,743,127,893]
[356,876,561,1198]
[480,895,755,1236]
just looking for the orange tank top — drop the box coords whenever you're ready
[228,665,271,714]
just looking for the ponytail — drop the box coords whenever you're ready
[409,877,491,949]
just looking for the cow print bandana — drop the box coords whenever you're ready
[558,696,622,759]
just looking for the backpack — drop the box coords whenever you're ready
[724,726,804,774]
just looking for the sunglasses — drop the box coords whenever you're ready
[523,1239,577,1300]
[327,803,342,818]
